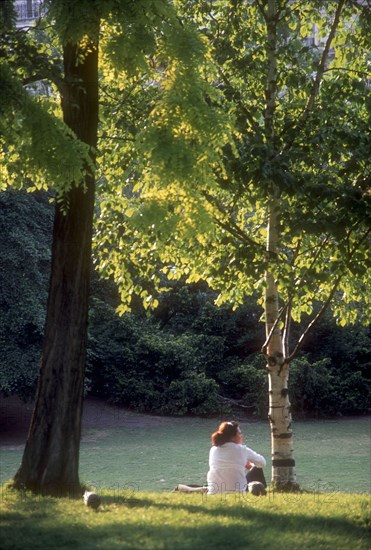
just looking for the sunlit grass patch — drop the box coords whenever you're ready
[0,485,370,549]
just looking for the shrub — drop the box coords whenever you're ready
[162,373,220,416]
[289,357,336,416]
[219,354,268,416]
[289,356,370,417]
[87,301,221,414]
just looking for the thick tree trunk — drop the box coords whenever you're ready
[13,38,99,496]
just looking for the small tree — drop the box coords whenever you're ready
[95,0,370,489]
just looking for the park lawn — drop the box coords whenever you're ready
[0,485,369,550]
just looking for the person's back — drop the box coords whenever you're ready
[207,421,266,495]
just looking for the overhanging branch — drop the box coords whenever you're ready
[216,67,261,134]
[286,278,341,363]
[213,216,264,250]
[261,300,291,357]
[282,299,292,358]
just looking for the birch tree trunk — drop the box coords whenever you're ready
[13,35,99,496]
[265,199,297,489]
[263,0,298,490]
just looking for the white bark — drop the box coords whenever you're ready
[263,0,297,489]
[265,198,297,489]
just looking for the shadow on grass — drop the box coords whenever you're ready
[1,492,369,550]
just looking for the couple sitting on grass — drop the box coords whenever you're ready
[176,420,267,496]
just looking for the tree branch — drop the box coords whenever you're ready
[287,227,371,362]
[298,0,345,120]
[279,0,346,154]
[286,278,341,363]
[216,66,261,133]
[261,300,291,357]
[255,0,268,22]
[323,67,370,78]
[293,235,330,273]
[282,301,292,358]
[202,191,265,250]
[213,216,264,250]
[216,394,256,410]
[262,233,333,358]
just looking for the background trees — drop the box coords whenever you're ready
[0,190,52,400]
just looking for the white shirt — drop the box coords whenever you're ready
[207,442,266,494]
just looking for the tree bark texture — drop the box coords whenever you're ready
[265,199,297,489]
[13,38,99,496]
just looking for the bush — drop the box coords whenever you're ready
[87,286,370,418]
[162,373,220,416]
[334,371,370,415]
[87,298,221,415]
[289,357,336,416]
[0,190,53,400]
[289,356,370,417]
[218,354,268,416]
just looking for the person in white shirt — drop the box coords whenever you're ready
[207,420,266,495]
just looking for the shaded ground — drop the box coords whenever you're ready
[0,395,174,447]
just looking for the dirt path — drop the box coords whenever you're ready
[0,395,175,447]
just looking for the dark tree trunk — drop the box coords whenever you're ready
[13,38,99,496]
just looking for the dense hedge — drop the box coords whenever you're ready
[86,297,221,415]
[1,190,370,417]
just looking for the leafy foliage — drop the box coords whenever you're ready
[86,279,370,417]
[0,190,53,399]
[0,16,92,196]
[86,295,221,415]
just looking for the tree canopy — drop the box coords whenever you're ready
[1,190,369,417]
[94,0,370,334]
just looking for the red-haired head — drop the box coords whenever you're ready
[211,421,242,446]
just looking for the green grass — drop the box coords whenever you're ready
[0,485,370,550]
[2,417,370,493]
